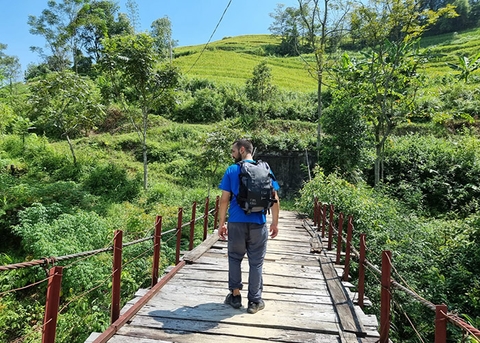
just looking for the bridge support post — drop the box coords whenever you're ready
[435,304,447,343]
[151,216,162,287]
[313,197,318,228]
[343,216,353,282]
[316,202,322,231]
[42,266,63,343]
[321,204,327,238]
[111,230,123,323]
[358,233,366,309]
[203,197,210,240]
[335,212,344,265]
[176,208,183,265]
[189,201,197,251]
[380,250,392,343]
[327,204,334,250]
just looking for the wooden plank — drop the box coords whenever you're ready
[138,285,335,309]
[115,322,342,343]
[132,280,333,299]
[180,260,324,280]
[173,271,328,291]
[339,331,361,343]
[189,252,320,267]
[97,210,380,343]
[309,235,323,253]
[320,254,367,336]
[183,233,219,263]
[130,305,340,334]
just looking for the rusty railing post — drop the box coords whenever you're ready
[203,197,210,240]
[313,197,318,228]
[327,204,334,250]
[42,266,63,343]
[189,201,197,251]
[380,250,392,343]
[316,202,322,231]
[213,196,220,230]
[435,304,448,343]
[343,216,353,282]
[176,208,183,265]
[321,204,327,237]
[335,212,344,265]
[111,230,123,323]
[151,216,162,287]
[358,233,366,309]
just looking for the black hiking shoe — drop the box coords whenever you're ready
[225,293,242,309]
[247,300,265,314]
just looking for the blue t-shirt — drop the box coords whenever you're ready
[219,160,279,224]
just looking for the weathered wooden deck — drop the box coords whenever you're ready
[88,211,380,343]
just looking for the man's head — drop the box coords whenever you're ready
[231,139,254,163]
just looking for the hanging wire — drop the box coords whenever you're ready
[392,293,426,343]
[0,275,51,297]
[186,0,233,74]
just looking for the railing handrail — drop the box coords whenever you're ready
[0,196,220,343]
[0,207,217,273]
[312,198,480,343]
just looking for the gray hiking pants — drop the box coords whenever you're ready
[227,222,268,303]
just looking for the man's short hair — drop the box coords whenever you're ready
[234,139,253,154]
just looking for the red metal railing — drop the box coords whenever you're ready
[1,196,220,343]
[312,198,480,343]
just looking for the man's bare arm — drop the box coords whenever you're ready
[218,190,230,239]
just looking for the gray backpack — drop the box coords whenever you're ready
[236,160,277,214]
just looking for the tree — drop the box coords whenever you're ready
[0,43,21,88]
[320,91,368,181]
[71,0,133,70]
[28,0,88,71]
[150,16,177,61]
[269,5,305,56]
[0,102,14,135]
[126,0,140,33]
[339,0,456,186]
[245,61,277,121]
[0,44,23,127]
[101,33,179,189]
[296,0,352,159]
[28,70,104,164]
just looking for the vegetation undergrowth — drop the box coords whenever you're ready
[1,1,480,341]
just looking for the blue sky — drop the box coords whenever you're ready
[0,0,298,73]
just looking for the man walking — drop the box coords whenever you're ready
[218,139,280,314]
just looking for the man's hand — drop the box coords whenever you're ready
[269,224,278,239]
[218,223,228,240]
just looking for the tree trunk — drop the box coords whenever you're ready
[316,79,323,160]
[66,134,77,165]
[375,142,382,186]
[142,108,148,190]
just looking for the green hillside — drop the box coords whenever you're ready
[173,35,318,92]
[173,28,480,91]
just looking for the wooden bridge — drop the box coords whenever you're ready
[86,210,380,343]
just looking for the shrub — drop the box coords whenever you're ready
[269,90,317,122]
[221,84,253,118]
[82,163,141,202]
[319,93,369,180]
[296,169,475,342]
[97,104,129,133]
[439,83,480,116]
[382,133,480,217]
[13,203,109,257]
[175,87,225,123]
